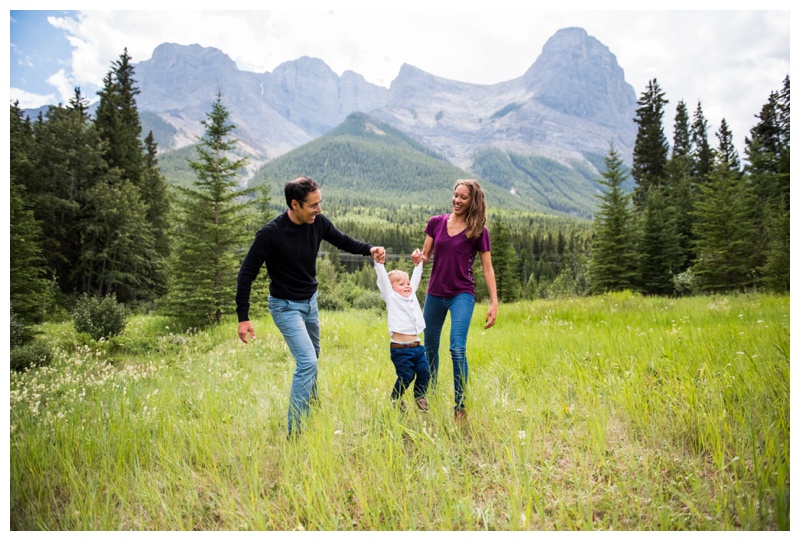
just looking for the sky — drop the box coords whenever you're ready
[5,3,793,154]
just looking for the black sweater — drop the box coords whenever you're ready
[236,211,373,321]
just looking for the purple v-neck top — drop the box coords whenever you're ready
[424,214,491,297]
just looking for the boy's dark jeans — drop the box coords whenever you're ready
[389,344,430,401]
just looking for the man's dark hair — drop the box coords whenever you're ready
[284,176,320,208]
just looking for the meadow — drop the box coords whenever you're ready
[9,292,790,530]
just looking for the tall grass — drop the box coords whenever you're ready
[10,292,789,530]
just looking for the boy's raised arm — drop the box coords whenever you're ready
[374,260,392,299]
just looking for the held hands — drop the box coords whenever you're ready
[411,249,423,265]
[371,246,386,264]
[238,321,255,343]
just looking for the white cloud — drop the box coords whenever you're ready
[9,87,56,109]
[14,9,791,151]
[44,69,78,105]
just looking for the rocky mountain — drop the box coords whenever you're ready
[133,27,637,174]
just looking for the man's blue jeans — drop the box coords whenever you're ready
[268,292,320,434]
[422,293,475,411]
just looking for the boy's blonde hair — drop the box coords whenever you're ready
[387,269,409,284]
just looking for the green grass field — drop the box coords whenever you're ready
[9,292,790,530]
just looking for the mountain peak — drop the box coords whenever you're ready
[129,28,636,178]
[524,27,636,125]
[149,42,238,72]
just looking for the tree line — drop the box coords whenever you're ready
[588,77,790,296]
[9,48,790,337]
[11,49,171,327]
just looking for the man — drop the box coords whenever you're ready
[236,176,385,435]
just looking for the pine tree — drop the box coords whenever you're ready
[94,48,145,184]
[489,216,521,302]
[636,186,683,295]
[631,79,670,210]
[759,210,789,292]
[589,144,638,293]
[714,119,740,172]
[141,132,172,297]
[10,102,35,185]
[691,122,759,292]
[745,76,790,291]
[665,100,695,273]
[690,102,714,183]
[78,175,158,301]
[10,103,52,323]
[27,95,109,294]
[94,50,169,300]
[162,92,253,325]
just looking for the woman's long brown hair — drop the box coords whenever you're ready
[454,179,487,240]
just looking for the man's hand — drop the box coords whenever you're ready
[371,246,386,264]
[238,321,255,343]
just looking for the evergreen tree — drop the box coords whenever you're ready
[141,132,171,297]
[556,233,591,298]
[94,50,169,301]
[691,123,759,292]
[631,79,670,210]
[635,187,683,295]
[94,48,145,185]
[589,144,638,293]
[759,210,790,292]
[253,182,274,227]
[28,96,109,294]
[690,102,714,183]
[745,76,790,291]
[10,104,52,323]
[162,92,253,325]
[10,102,35,186]
[78,175,158,301]
[714,118,740,172]
[746,86,789,210]
[489,216,521,302]
[665,100,696,273]
[671,100,691,159]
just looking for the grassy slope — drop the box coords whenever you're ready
[159,113,603,219]
[10,292,789,530]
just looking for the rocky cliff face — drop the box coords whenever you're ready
[134,27,637,168]
[371,27,637,167]
[135,43,387,158]
[525,27,636,126]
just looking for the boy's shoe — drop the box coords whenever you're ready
[454,409,467,423]
[415,397,429,412]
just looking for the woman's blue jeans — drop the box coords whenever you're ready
[268,292,320,435]
[422,293,475,411]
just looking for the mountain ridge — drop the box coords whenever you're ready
[131,27,636,170]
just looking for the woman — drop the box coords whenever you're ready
[412,179,498,421]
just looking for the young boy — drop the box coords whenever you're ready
[374,250,430,412]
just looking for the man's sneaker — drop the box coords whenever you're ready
[415,397,429,412]
[454,409,467,423]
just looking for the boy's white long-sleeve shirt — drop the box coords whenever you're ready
[374,262,426,337]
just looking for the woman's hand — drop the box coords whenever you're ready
[484,303,497,329]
